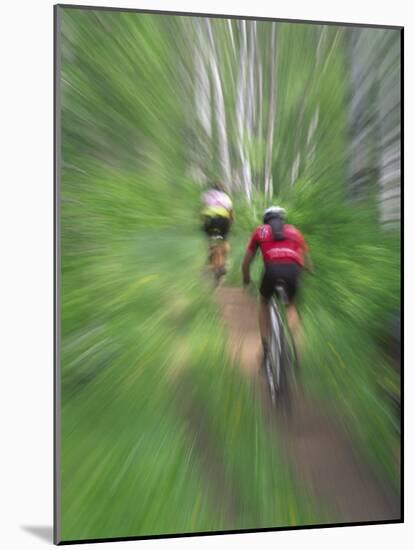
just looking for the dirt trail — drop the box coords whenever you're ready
[215,286,400,523]
[215,286,262,376]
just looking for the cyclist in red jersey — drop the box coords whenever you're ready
[242,206,313,357]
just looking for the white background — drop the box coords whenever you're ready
[0,0,411,548]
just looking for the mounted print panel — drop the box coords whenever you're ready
[54,4,402,545]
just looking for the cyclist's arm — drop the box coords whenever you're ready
[242,249,256,285]
[296,228,314,273]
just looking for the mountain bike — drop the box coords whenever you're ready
[263,281,298,413]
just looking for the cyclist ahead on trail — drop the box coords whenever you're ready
[201,181,234,238]
[242,206,313,358]
[201,181,234,276]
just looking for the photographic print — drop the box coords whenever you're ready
[54,4,402,544]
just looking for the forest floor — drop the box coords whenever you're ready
[214,285,400,524]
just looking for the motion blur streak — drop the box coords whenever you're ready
[59,8,401,541]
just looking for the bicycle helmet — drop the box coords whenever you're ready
[263,206,287,241]
[263,206,286,223]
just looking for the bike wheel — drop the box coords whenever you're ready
[263,352,276,407]
[264,300,280,407]
[269,300,291,415]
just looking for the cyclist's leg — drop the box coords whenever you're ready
[283,264,303,359]
[204,216,221,272]
[259,296,271,350]
[258,264,274,351]
[220,243,227,272]
[260,263,303,356]
[213,243,223,272]
[223,240,230,260]
[223,223,232,272]
[203,216,213,265]
[214,217,230,275]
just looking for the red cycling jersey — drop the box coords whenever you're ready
[247,223,308,266]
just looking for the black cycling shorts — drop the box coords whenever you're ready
[203,216,230,239]
[260,262,302,303]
